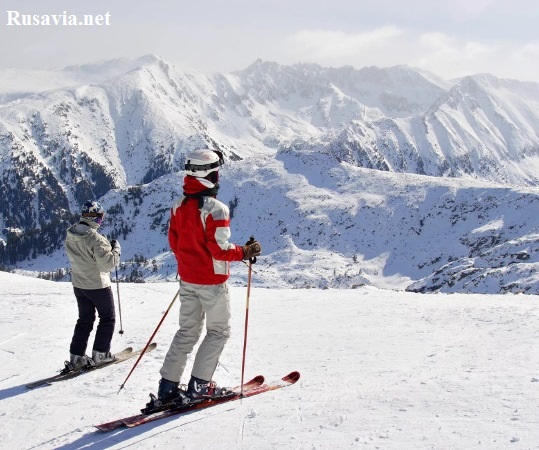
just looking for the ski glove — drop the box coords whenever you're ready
[242,239,262,260]
[110,239,121,255]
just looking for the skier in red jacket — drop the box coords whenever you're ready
[157,148,261,404]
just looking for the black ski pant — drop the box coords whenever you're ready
[70,286,116,356]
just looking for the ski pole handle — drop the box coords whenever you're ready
[247,235,257,264]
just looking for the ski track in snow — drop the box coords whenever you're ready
[0,272,538,449]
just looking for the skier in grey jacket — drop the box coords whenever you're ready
[65,200,121,369]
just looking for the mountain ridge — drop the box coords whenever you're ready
[1,55,539,294]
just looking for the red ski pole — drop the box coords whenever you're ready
[240,237,257,397]
[117,289,179,393]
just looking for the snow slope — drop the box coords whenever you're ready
[1,272,538,449]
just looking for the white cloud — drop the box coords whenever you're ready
[281,26,539,83]
[418,32,494,61]
[514,41,539,60]
[414,32,539,81]
[414,32,499,78]
[286,26,403,62]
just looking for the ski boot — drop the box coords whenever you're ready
[63,354,92,373]
[141,378,189,414]
[91,350,116,366]
[186,376,234,402]
[158,378,182,403]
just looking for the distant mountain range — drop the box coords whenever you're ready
[1,55,538,294]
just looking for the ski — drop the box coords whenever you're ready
[95,374,264,432]
[25,343,157,389]
[123,371,299,429]
[95,371,299,432]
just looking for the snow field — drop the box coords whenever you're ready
[0,272,538,449]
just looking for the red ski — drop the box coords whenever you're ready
[95,371,299,432]
[95,374,264,432]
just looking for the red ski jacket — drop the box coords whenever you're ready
[168,176,244,285]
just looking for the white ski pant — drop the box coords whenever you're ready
[160,280,231,383]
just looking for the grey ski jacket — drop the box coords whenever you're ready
[65,221,120,289]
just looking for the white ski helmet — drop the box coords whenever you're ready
[184,149,224,177]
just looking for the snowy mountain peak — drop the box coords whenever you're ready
[63,54,164,77]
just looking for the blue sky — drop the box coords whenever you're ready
[1,0,538,82]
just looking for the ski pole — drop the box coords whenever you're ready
[117,289,179,394]
[240,236,257,397]
[115,266,124,335]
